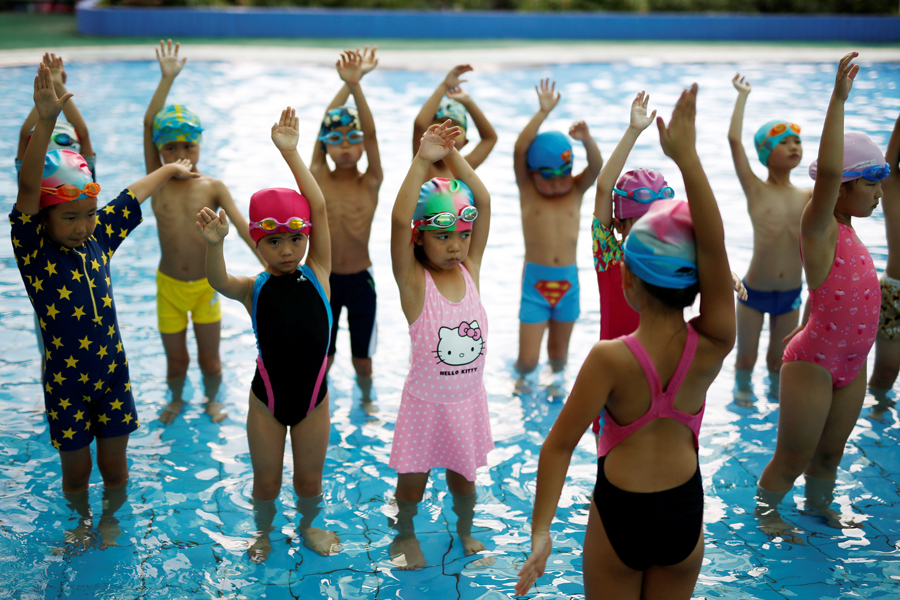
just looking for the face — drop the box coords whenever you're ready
[837,178,883,219]
[531,172,574,198]
[324,125,365,169]
[159,141,200,173]
[257,231,308,275]
[43,197,98,248]
[766,136,802,170]
[416,228,471,270]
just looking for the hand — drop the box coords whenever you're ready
[514,529,552,597]
[33,63,73,122]
[732,73,751,95]
[833,52,859,102]
[536,78,560,114]
[336,50,362,86]
[358,45,378,76]
[43,52,66,88]
[446,86,471,105]
[782,322,805,344]
[416,120,461,163]
[657,83,699,166]
[443,64,472,89]
[196,207,229,245]
[271,106,300,152]
[569,120,590,141]
[732,272,748,301]
[156,39,186,80]
[629,91,657,132]
[168,158,200,179]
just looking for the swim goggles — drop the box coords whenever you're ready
[613,186,676,203]
[317,130,364,145]
[413,205,478,229]
[757,122,801,149]
[843,163,891,182]
[51,132,77,147]
[40,182,101,200]
[535,163,573,180]
[249,217,313,234]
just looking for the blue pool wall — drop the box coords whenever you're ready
[76,4,900,43]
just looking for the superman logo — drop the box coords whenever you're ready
[535,280,572,307]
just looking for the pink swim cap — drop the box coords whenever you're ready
[809,132,885,182]
[249,188,311,244]
[41,149,94,208]
[613,168,669,220]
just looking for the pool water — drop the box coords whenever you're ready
[1,58,899,599]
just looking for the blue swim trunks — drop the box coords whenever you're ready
[738,281,802,316]
[519,262,580,324]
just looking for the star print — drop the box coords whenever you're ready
[32,277,44,292]
[53,372,66,385]
[103,204,115,215]
[101,254,107,265]
[39,318,47,331]
[18,213,32,224]
[48,410,58,421]
[107,325,116,338]
[122,207,131,220]
[72,306,86,321]
[88,277,96,288]
[62,428,75,440]
[126,190,136,200]
[124,381,131,392]
[118,228,128,239]
[98,413,110,425]
[122,413,133,424]
[105,276,111,287]
[105,223,114,236]
[22,254,31,267]
[82,395,91,403]
[78,336,92,350]
[73,410,84,422]
[97,346,108,359]
[90,259,100,271]
[110,399,123,411]
[45,349,52,362]
[78,373,89,384]
[84,421,91,430]
[12,237,20,248]
[70,269,83,282]
[45,304,60,320]
[107,361,117,374]
[92,314,103,326]
[44,261,57,276]
[52,439,61,449]
[116,341,123,353]
[64,355,78,369]
[101,294,112,308]
[107,249,114,259]
[45,382,52,393]
[94,379,104,391]
[58,286,72,300]
[58,398,71,410]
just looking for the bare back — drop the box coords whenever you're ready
[518,182,583,266]
[744,183,811,291]
[313,168,378,275]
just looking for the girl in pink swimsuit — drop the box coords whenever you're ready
[757,53,889,541]
[517,85,736,600]
[388,121,493,569]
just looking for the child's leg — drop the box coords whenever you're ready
[869,335,900,391]
[582,500,642,600]
[767,308,800,374]
[391,472,429,570]
[446,469,483,555]
[734,302,764,372]
[95,433,130,488]
[248,496,278,564]
[98,482,128,548]
[641,535,704,600]
[194,321,225,422]
[516,321,547,374]
[547,319,575,371]
[247,392,287,501]
[159,330,189,423]
[59,446,93,493]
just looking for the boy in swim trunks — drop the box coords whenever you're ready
[729,74,812,399]
[412,64,497,182]
[310,49,382,403]
[144,40,262,424]
[513,78,603,379]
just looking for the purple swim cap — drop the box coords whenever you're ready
[614,169,669,220]
[809,132,885,183]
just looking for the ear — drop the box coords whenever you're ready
[469,320,479,329]
[621,261,635,291]
[439,327,451,339]
[612,217,626,235]
[413,229,424,247]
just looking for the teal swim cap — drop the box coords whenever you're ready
[435,99,467,132]
[754,120,800,166]
[152,104,203,150]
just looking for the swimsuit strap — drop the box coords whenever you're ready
[620,324,698,403]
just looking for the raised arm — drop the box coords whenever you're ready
[16,64,73,216]
[658,84,735,349]
[197,206,255,310]
[412,65,472,156]
[570,120,603,195]
[515,78,559,187]
[17,107,38,163]
[214,181,266,266]
[728,74,763,197]
[44,53,94,159]
[272,107,331,280]
[882,113,900,277]
[144,40,186,174]
[594,91,657,226]
[446,86,497,170]
[444,147,491,273]
[342,51,383,187]
[128,159,198,204]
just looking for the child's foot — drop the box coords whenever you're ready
[514,376,532,395]
[63,521,95,551]
[390,535,426,570]
[98,517,121,549]
[361,398,379,416]
[159,400,185,424]
[459,534,485,556]
[302,527,341,556]
[756,510,805,545]
[248,532,273,564]
[805,505,864,530]
[546,383,567,402]
[205,400,227,423]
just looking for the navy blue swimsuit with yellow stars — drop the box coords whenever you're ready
[9,189,142,452]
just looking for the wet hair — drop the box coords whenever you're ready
[641,279,700,310]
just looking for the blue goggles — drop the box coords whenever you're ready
[318,130,364,145]
[535,163,573,179]
[613,186,675,203]
[843,163,890,182]
[51,133,77,147]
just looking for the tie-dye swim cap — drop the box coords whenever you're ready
[152,104,203,150]
[249,188,311,244]
[413,178,475,231]
[435,99,468,132]
[623,200,697,289]
[527,131,573,174]
[809,132,886,183]
[754,120,801,167]
[40,149,97,208]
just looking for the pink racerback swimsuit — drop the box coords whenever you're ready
[783,223,879,389]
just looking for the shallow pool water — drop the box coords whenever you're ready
[1,58,899,599]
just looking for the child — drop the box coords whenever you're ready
[513,78,603,378]
[728,73,812,398]
[143,39,261,424]
[388,121,492,569]
[868,113,900,400]
[16,53,95,374]
[311,48,382,399]
[197,107,339,563]
[11,64,196,546]
[516,84,735,599]
[412,64,497,181]
[757,53,887,539]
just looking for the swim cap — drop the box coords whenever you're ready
[30,120,81,155]
[319,106,361,150]
[152,104,203,150]
[623,200,698,290]
[413,178,475,231]
[527,131,573,174]
[614,169,669,220]
[249,188,311,244]
[40,149,96,208]
[809,132,886,182]
[754,120,801,166]
[435,98,468,132]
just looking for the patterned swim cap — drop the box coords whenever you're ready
[623,200,697,290]
[527,131,573,173]
[30,120,81,155]
[319,106,361,150]
[435,98,468,132]
[41,149,97,208]
[152,104,203,150]
[413,178,475,231]
[614,169,669,220]
[754,120,800,167]
[809,132,886,183]
[249,188,311,244]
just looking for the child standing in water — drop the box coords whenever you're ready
[757,54,887,539]
[144,40,261,424]
[388,121,493,570]
[312,49,382,399]
[197,108,339,563]
[514,78,603,379]
[728,73,811,399]
[516,84,735,599]
[412,64,497,181]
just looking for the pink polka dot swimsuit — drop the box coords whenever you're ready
[783,223,879,388]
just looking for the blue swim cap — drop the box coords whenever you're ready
[435,99,467,132]
[754,120,801,167]
[527,131,573,173]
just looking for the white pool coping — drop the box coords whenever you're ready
[1,42,899,69]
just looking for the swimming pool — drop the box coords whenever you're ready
[0,57,898,599]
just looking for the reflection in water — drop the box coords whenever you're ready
[388,498,425,570]
[98,483,128,549]
[248,497,277,564]
[62,489,93,551]
[297,494,341,556]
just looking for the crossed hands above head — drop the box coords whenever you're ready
[42,52,66,87]
[33,63,72,122]
[337,50,363,86]
[418,120,461,163]
[446,86,471,105]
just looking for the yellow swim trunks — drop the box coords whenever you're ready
[156,270,221,334]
